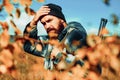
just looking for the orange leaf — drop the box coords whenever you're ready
[3,0,14,14]
[0,30,10,47]
[13,0,19,3]
[0,49,13,68]
[37,0,45,2]
[0,65,7,74]
[101,27,109,35]
[0,21,9,30]
[16,8,21,18]
[10,20,22,35]
[25,5,35,16]
[19,0,32,7]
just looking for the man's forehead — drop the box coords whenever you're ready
[40,15,56,22]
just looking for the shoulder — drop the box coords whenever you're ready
[67,21,87,34]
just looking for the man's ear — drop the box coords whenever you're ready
[61,19,67,28]
[61,19,64,23]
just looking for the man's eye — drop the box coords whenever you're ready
[42,22,46,25]
[46,19,51,23]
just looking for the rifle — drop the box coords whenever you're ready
[98,18,108,38]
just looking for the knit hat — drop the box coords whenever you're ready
[40,3,66,22]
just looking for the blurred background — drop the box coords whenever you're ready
[0,0,120,80]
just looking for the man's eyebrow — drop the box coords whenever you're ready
[46,19,52,22]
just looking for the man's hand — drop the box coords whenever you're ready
[30,6,50,26]
[48,39,65,59]
[50,46,61,59]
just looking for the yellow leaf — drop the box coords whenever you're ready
[16,8,21,18]
[19,0,32,7]
[3,0,14,14]
[37,0,45,2]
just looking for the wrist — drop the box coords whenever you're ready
[30,20,37,26]
[31,14,40,25]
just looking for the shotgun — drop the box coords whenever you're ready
[98,18,108,38]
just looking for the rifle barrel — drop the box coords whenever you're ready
[98,18,108,37]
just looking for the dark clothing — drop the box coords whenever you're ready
[23,21,87,69]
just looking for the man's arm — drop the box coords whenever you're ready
[23,5,50,39]
[23,22,44,57]
[59,21,87,53]
[23,5,51,57]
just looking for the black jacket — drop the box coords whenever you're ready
[23,21,87,58]
[23,21,87,70]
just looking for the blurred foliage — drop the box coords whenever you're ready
[0,0,120,80]
[102,0,120,26]
[0,24,120,79]
[111,14,119,25]
[103,0,110,6]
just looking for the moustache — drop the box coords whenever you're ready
[47,28,57,33]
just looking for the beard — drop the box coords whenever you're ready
[47,28,58,39]
[48,32,58,39]
[47,23,64,39]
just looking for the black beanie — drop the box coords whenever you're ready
[40,3,66,22]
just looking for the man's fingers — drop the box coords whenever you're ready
[36,6,50,18]
[31,6,50,25]
[38,6,50,13]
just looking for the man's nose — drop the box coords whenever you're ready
[45,23,52,29]
[45,23,49,28]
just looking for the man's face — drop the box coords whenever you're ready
[40,15,65,39]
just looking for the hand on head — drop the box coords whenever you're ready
[30,6,50,26]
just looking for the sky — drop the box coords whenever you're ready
[0,0,120,36]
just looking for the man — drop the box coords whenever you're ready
[23,3,87,70]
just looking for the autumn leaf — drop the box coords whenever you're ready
[3,0,14,14]
[103,0,110,6]
[87,34,102,48]
[13,0,19,3]
[10,20,22,35]
[37,0,45,2]
[0,49,13,68]
[19,0,32,7]
[25,5,35,16]
[0,21,9,30]
[0,29,10,48]
[9,13,14,18]
[75,48,87,59]
[0,65,7,74]
[100,27,109,36]
[110,56,120,73]
[16,8,21,18]
[105,36,117,43]
[111,14,119,25]
[0,5,3,11]
[0,22,10,48]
